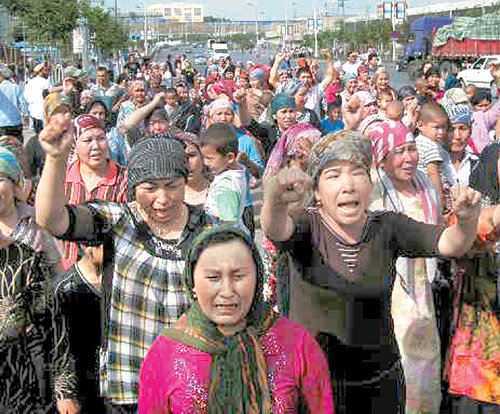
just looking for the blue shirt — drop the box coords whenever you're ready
[320,118,344,135]
[0,80,28,127]
[236,129,264,208]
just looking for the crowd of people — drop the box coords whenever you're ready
[0,46,498,413]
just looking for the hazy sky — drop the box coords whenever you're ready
[104,0,444,20]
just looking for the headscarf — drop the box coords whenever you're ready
[74,114,103,138]
[128,135,188,190]
[0,65,13,79]
[308,130,372,186]
[263,123,322,181]
[207,98,233,117]
[369,120,415,166]
[270,93,296,115]
[43,92,71,124]
[161,225,275,414]
[277,78,302,96]
[352,90,376,107]
[0,147,24,190]
[440,88,472,126]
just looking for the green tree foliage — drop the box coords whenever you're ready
[302,19,392,51]
[1,0,128,56]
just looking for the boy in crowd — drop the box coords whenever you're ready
[320,101,344,134]
[377,89,395,119]
[200,123,247,227]
[415,102,450,209]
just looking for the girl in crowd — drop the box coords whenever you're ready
[177,131,210,208]
[373,68,397,101]
[369,121,442,413]
[139,225,334,413]
[261,130,481,412]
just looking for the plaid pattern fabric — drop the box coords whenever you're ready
[61,201,213,404]
[62,160,128,269]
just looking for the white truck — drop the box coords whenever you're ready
[207,39,230,61]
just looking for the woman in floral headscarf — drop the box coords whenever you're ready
[139,225,334,413]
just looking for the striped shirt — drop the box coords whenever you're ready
[62,160,128,269]
[335,241,361,273]
[415,134,443,175]
[59,202,214,404]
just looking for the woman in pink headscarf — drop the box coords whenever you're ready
[261,123,322,307]
[369,120,442,414]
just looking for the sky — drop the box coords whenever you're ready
[103,0,447,20]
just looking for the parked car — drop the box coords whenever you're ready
[457,55,500,89]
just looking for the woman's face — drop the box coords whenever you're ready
[0,173,18,217]
[427,74,441,88]
[135,177,186,223]
[210,107,234,125]
[193,239,257,335]
[315,160,373,229]
[76,127,109,169]
[358,70,369,82]
[88,103,107,125]
[376,73,389,89]
[474,99,491,112]
[185,143,204,181]
[381,142,419,184]
[238,77,250,89]
[346,78,357,94]
[294,87,308,108]
[449,123,471,154]
[250,78,261,89]
[287,135,315,172]
[275,107,297,132]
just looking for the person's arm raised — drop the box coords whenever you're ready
[269,51,286,88]
[438,185,482,257]
[261,168,313,242]
[35,113,74,236]
[120,92,165,134]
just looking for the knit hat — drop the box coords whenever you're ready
[34,63,46,74]
[308,130,372,186]
[369,120,415,166]
[440,88,472,126]
[270,93,296,115]
[128,136,188,188]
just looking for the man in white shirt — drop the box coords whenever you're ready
[342,51,361,76]
[24,63,51,133]
[300,49,338,119]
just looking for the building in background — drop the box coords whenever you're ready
[148,2,204,23]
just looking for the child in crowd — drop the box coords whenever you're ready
[415,78,432,104]
[200,123,247,226]
[320,101,344,134]
[377,89,395,119]
[415,102,450,210]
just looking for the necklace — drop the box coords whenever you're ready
[135,202,188,240]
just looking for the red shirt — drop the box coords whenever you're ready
[61,159,128,269]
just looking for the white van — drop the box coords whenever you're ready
[207,39,230,61]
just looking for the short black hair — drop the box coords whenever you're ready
[471,89,492,106]
[368,53,378,61]
[85,98,109,118]
[199,123,238,156]
[297,67,312,78]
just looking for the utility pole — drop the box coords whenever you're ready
[314,1,319,58]
[144,0,148,56]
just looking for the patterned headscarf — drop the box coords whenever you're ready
[43,92,71,124]
[277,78,303,96]
[161,225,275,414]
[0,147,24,190]
[74,114,103,138]
[369,120,415,166]
[263,123,322,181]
[270,93,296,115]
[308,130,372,185]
